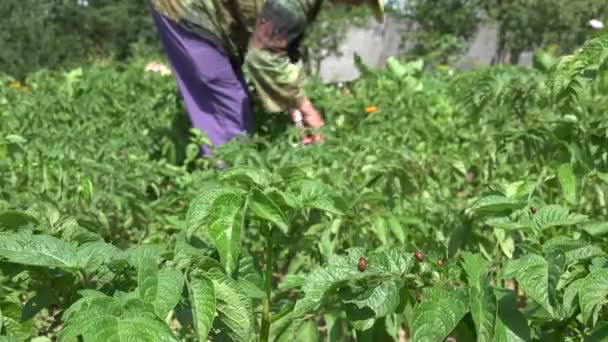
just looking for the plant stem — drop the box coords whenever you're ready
[270,306,294,323]
[260,229,274,342]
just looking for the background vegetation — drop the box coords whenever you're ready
[2,0,607,79]
[1,1,608,341]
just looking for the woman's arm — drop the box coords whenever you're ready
[243,0,325,136]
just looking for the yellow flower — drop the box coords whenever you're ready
[8,81,23,89]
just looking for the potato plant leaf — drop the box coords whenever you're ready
[248,188,289,233]
[557,163,578,205]
[585,321,608,342]
[0,210,38,231]
[59,297,178,342]
[410,286,469,342]
[293,248,412,318]
[0,231,80,270]
[582,222,608,237]
[562,278,586,318]
[471,196,524,215]
[187,271,216,341]
[218,166,272,188]
[502,254,564,316]
[492,289,530,342]
[532,205,588,233]
[579,269,608,327]
[205,191,246,275]
[206,271,254,342]
[542,236,605,264]
[186,186,245,238]
[462,253,496,342]
[77,241,123,273]
[235,255,265,299]
[297,180,344,215]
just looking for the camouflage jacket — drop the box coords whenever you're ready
[151,0,322,112]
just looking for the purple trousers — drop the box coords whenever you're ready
[151,10,254,155]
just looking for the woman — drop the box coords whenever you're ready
[150,0,384,154]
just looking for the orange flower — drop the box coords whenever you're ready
[365,106,378,113]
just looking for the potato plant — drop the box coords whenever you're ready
[0,33,608,341]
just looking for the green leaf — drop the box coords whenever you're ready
[462,253,490,286]
[137,256,159,303]
[174,234,221,271]
[137,256,185,320]
[272,315,324,342]
[1,313,35,341]
[207,271,254,342]
[492,289,530,342]
[267,188,302,211]
[0,210,37,231]
[387,215,406,244]
[205,191,245,275]
[373,216,390,245]
[218,167,272,188]
[235,255,265,299]
[186,186,244,237]
[1,301,35,340]
[129,244,163,270]
[270,312,297,342]
[187,271,216,342]
[563,278,586,317]
[386,56,409,77]
[503,254,562,316]
[62,223,103,244]
[325,313,347,342]
[0,231,80,270]
[579,269,608,326]
[448,224,472,258]
[0,338,21,342]
[462,253,495,342]
[470,285,496,342]
[547,253,567,309]
[585,321,608,342]
[410,286,469,342]
[277,165,307,183]
[344,282,401,318]
[249,188,289,233]
[295,319,319,342]
[297,180,343,215]
[582,222,608,237]
[155,268,185,320]
[471,196,524,215]
[532,205,588,232]
[77,241,123,272]
[484,217,529,231]
[542,236,605,264]
[22,287,55,321]
[495,229,515,259]
[61,295,112,324]
[58,297,178,342]
[278,275,306,290]
[293,248,412,317]
[557,163,578,205]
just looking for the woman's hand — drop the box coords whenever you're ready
[290,97,325,145]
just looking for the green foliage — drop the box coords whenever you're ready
[411,287,469,342]
[2,30,608,342]
[0,0,158,80]
[482,0,608,60]
[186,271,216,341]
